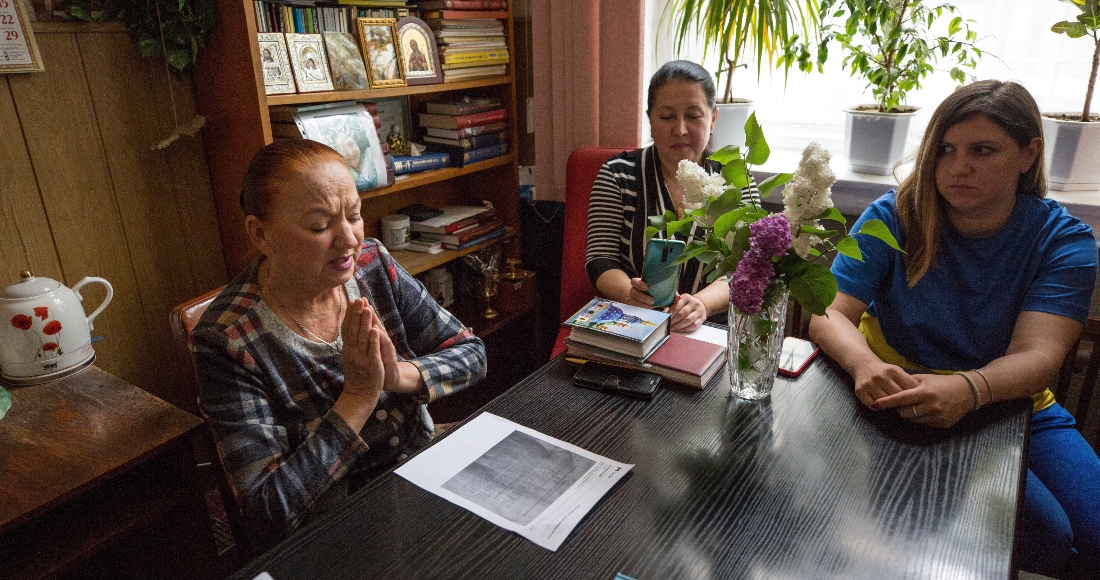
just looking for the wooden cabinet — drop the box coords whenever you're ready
[192,2,522,281]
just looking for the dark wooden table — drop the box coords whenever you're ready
[0,366,215,579]
[232,355,1032,580]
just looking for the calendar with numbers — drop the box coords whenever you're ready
[0,0,43,73]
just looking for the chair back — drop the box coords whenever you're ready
[553,147,631,358]
[169,287,255,562]
[1056,317,1100,449]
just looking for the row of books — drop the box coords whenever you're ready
[419,97,510,167]
[562,298,728,389]
[254,2,409,35]
[424,9,509,82]
[407,205,506,250]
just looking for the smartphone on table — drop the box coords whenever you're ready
[641,238,685,308]
[778,337,819,378]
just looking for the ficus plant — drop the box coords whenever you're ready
[1050,0,1100,121]
[782,0,984,113]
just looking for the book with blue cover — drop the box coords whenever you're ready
[391,151,450,174]
[563,298,671,359]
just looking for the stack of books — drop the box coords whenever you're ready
[268,101,396,189]
[419,97,509,166]
[419,1,509,82]
[410,205,506,250]
[562,298,728,389]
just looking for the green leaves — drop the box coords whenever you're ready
[853,218,902,251]
[758,172,793,198]
[787,263,838,316]
[743,113,770,165]
[1052,21,1089,37]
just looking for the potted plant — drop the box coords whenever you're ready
[1043,0,1100,190]
[661,0,821,147]
[785,0,983,174]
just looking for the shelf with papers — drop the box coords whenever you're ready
[390,227,515,276]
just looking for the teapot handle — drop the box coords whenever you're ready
[71,277,114,331]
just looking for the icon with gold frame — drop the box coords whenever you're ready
[356,18,406,89]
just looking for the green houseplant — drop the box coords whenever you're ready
[784,0,984,173]
[1042,0,1100,190]
[660,0,822,146]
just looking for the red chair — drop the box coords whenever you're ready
[551,147,634,358]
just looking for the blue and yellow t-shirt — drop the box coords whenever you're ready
[832,192,1097,412]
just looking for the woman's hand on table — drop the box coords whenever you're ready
[872,373,975,429]
[851,361,920,409]
[667,292,706,332]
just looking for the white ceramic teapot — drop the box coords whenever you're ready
[0,271,113,383]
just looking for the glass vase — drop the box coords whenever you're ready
[729,287,789,400]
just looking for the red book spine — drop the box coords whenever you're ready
[454,108,507,129]
[443,208,498,233]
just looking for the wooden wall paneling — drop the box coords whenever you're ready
[0,79,64,285]
[77,31,204,406]
[149,59,228,295]
[8,32,155,388]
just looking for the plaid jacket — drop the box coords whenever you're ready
[192,239,485,546]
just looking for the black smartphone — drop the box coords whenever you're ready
[777,337,819,378]
[573,362,661,399]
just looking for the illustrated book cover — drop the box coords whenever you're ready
[563,298,671,359]
[257,33,297,95]
[294,104,392,191]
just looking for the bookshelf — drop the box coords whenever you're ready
[192,1,523,296]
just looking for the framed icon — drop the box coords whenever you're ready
[256,33,296,95]
[356,18,405,89]
[396,16,442,86]
[285,33,334,93]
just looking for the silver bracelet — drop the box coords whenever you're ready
[954,371,982,411]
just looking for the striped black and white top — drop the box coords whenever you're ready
[585,146,761,296]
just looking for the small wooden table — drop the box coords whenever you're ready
[231,355,1032,580]
[0,366,213,579]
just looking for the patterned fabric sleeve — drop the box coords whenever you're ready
[586,159,632,285]
[191,308,368,547]
[359,241,487,403]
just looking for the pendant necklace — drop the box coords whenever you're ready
[268,287,345,355]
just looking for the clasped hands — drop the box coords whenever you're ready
[341,298,419,401]
[626,277,705,332]
[854,362,976,429]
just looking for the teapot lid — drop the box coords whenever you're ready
[2,271,61,300]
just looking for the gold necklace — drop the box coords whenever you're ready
[267,287,345,354]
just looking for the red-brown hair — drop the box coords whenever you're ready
[239,140,348,219]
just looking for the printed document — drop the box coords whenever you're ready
[394,413,633,551]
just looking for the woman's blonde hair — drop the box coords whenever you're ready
[895,80,1046,286]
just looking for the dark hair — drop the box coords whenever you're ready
[895,80,1046,285]
[240,140,348,219]
[646,60,716,116]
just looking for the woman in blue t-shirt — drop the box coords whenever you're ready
[809,80,1100,578]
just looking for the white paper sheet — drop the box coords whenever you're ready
[394,413,633,551]
[683,323,727,347]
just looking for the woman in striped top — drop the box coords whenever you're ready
[586,60,760,332]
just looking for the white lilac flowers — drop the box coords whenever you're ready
[782,142,836,258]
[677,159,727,214]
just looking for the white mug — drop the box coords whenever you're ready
[380,214,410,250]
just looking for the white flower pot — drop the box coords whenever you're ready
[844,106,919,175]
[713,100,755,149]
[1042,115,1100,191]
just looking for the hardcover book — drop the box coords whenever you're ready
[257,33,297,95]
[431,141,508,167]
[565,325,727,389]
[418,108,507,129]
[441,50,510,65]
[563,298,671,359]
[421,9,508,19]
[423,129,507,150]
[415,218,502,245]
[442,64,507,82]
[391,151,451,174]
[425,121,507,139]
[409,205,496,234]
[440,225,506,250]
[424,97,502,116]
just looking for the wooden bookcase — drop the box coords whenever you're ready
[191,1,523,291]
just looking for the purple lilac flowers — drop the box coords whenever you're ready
[729,214,793,314]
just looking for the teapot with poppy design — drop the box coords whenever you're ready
[0,271,113,384]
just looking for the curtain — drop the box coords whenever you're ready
[531,0,645,202]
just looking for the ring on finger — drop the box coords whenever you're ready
[911,406,921,419]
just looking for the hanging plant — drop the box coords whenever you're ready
[65,0,216,77]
